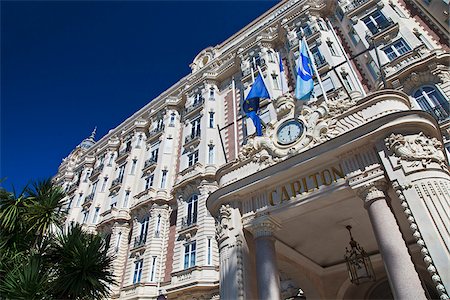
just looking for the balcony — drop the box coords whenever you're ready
[66,184,78,195]
[422,103,450,123]
[116,148,131,163]
[382,45,431,79]
[365,18,398,44]
[90,163,104,180]
[342,0,375,17]
[133,235,146,249]
[184,98,204,119]
[181,216,197,229]
[241,58,267,78]
[142,157,157,172]
[109,177,122,191]
[184,131,201,147]
[83,193,94,208]
[148,125,165,141]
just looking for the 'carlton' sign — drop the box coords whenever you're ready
[268,164,345,206]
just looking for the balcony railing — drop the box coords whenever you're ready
[242,58,267,77]
[143,157,157,169]
[117,148,131,161]
[110,177,122,189]
[133,235,146,248]
[185,98,205,116]
[85,193,95,202]
[185,131,201,144]
[365,17,395,40]
[342,0,371,13]
[422,103,450,123]
[149,125,165,136]
[92,163,104,175]
[181,216,197,229]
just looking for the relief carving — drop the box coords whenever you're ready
[215,204,232,243]
[386,132,447,169]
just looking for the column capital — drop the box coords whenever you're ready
[356,180,388,207]
[247,215,281,238]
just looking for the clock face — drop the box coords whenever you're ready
[277,119,304,145]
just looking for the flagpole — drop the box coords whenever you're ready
[302,35,329,104]
[231,78,239,157]
[251,57,256,83]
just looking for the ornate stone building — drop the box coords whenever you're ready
[54,0,449,299]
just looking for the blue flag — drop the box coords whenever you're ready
[295,39,314,100]
[243,73,269,136]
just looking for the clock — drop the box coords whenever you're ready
[276,119,304,145]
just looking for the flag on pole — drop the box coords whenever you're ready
[243,73,270,136]
[278,53,289,94]
[295,38,314,100]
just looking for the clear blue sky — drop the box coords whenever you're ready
[1,0,277,191]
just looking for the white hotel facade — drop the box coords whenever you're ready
[54,0,450,299]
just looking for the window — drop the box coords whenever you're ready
[160,170,168,188]
[363,10,391,35]
[341,71,354,91]
[349,28,360,45]
[169,112,176,126]
[91,181,98,195]
[186,195,198,226]
[137,216,149,245]
[76,193,83,207]
[272,74,280,90]
[99,153,106,164]
[82,210,89,223]
[413,86,449,122]
[301,24,313,36]
[250,55,262,69]
[155,214,161,237]
[145,174,154,190]
[267,50,275,63]
[188,151,199,167]
[100,177,108,192]
[83,170,91,182]
[92,207,100,224]
[417,33,433,50]
[107,153,114,166]
[184,241,196,269]
[150,149,159,162]
[130,159,137,175]
[383,39,411,61]
[117,163,126,183]
[191,118,201,137]
[125,141,132,152]
[327,40,338,56]
[137,134,143,148]
[209,112,215,128]
[123,191,130,208]
[150,256,157,282]
[115,232,122,253]
[193,93,203,105]
[367,60,380,79]
[207,237,212,265]
[110,194,118,209]
[133,259,144,284]
[310,46,326,67]
[336,7,344,21]
[156,118,164,131]
[67,196,74,209]
[209,87,215,100]
[208,145,215,164]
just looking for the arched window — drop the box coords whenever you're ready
[413,86,449,122]
[186,195,198,226]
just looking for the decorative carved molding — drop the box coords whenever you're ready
[246,215,281,238]
[215,204,233,243]
[356,180,388,207]
[386,132,448,169]
[392,182,449,299]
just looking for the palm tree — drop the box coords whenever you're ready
[51,224,115,299]
[0,179,116,300]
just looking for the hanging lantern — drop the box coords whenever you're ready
[344,225,376,285]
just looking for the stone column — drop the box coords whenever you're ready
[248,216,281,300]
[357,181,427,300]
